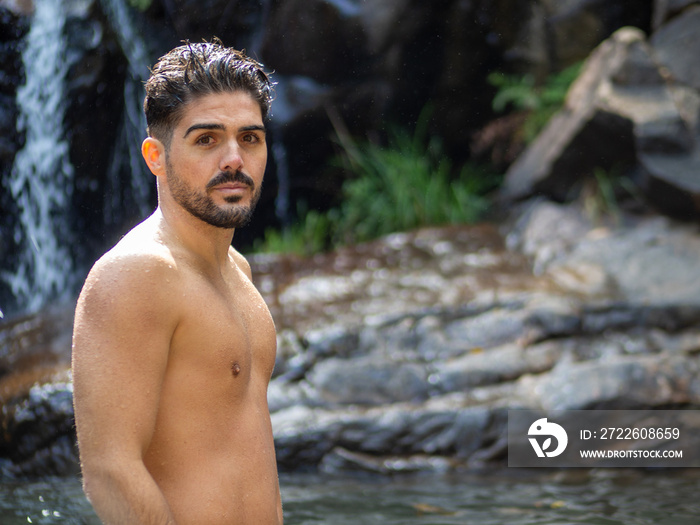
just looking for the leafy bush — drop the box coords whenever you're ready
[488,62,583,142]
[254,206,334,256]
[332,127,492,246]
[127,0,152,11]
[254,116,495,255]
[582,166,644,225]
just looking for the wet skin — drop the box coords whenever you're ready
[72,91,283,524]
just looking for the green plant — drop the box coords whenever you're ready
[254,111,496,255]
[488,62,583,142]
[254,205,335,256]
[333,129,492,245]
[127,0,152,11]
[582,166,643,225]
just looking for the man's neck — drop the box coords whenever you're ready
[153,204,236,272]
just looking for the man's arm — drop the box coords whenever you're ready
[72,252,179,524]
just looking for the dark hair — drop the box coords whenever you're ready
[143,39,274,146]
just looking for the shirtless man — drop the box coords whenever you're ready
[71,41,282,524]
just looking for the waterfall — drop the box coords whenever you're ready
[99,0,153,226]
[3,0,78,314]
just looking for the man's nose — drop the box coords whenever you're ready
[219,141,244,172]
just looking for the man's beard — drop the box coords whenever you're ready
[165,158,262,229]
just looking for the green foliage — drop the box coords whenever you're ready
[254,116,495,255]
[488,62,583,142]
[253,205,335,256]
[582,167,643,225]
[332,127,492,246]
[127,0,152,11]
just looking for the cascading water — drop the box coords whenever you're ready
[0,0,313,319]
[3,0,78,314]
[1,0,154,318]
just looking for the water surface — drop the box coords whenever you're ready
[1,470,698,524]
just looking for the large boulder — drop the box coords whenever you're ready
[503,0,652,78]
[639,6,700,217]
[0,307,76,478]
[264,201,700,472]
[500,27,687,202]
[652,0,699,29]
[502,9,700,220]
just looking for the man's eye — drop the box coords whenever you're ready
[196,135,212,145]
[242,134,259,143]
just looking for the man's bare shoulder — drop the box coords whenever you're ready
[229,246,253,280]
[77,218,181,321]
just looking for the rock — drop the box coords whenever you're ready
[652,0,699,29]
[487,0,653,78]
[0,307,75,477]
[505,199,595,274]
[0,307,73,377]
[0,0,33,16]
[0,380,79,478]
[519,353,700,410]
[272,401,496,471]
[651,5,700,91]
[501,27,685,202]
[433,342,561,393]
[544,213,700,308]
[308,355,429,406]
[264,202,700,471]
[261,0,367,85]
[159,0,265,45]
[637,6,700,217]
[319,446,454,475]
[500,7,700,218]
[65,1,132,260]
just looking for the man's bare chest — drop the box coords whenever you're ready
[167,269,277,385]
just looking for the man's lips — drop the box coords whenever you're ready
[212,183,250,195]
[206,171,255,195]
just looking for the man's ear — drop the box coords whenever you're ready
[141,137,166,176]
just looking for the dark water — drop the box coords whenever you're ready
[1,470,698,524]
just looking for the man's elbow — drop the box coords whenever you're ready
[80,459,116,502]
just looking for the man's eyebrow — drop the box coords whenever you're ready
[240,125,267,134]
[183,123,266,138]
[183,123,225,138]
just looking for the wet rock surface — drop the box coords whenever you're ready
[4,200,700,477]
[0,308,75,478]
[259,199,700,474]
[2,0,700,479]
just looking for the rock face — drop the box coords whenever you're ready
[260,201,700,473]
[0,0,657,316]
[501,7,700,219]
[4,200,700,477]
[0,308,75,478]
[3,0,700,478]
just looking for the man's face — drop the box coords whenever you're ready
[163,91,267,229]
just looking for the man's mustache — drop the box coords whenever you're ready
[206,170,255,191]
